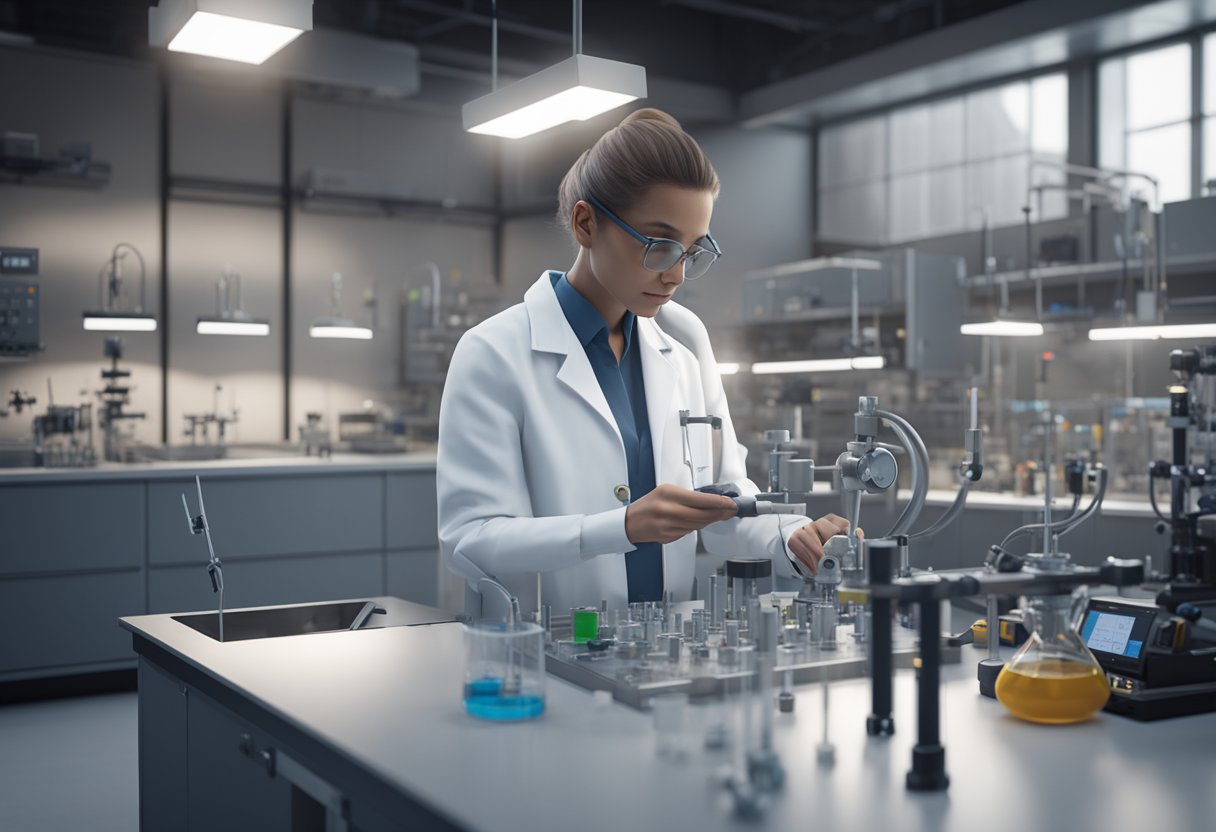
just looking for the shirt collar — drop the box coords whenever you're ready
[550,271,636,351]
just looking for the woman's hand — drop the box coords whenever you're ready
[625,484,738,544]
[785,514,865,576]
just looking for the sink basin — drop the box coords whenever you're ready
[172,601,386,642]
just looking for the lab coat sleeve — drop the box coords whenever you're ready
[436,329,633,586]
[659,305,813,581]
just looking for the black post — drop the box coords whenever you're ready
[158,66,170,445]
[907,595,949,791]
[866,538,896,737]
[281,84,293,442]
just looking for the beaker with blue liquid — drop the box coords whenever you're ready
[462,620,546,721]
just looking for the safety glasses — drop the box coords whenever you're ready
[586,195,722,280]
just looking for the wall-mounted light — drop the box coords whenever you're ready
[82,243,158,333]
[463,1,645,139]
[309,273,373,340]
[196,266,270,336]
[751,356,885,375]
[1088,323,1216,341]
[148,0,312,65]
[717,363,740,375]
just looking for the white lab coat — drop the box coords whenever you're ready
[437,271,813,615]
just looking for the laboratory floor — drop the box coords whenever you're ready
[0,691,138,832]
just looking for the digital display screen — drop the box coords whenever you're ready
[1082,611,1142,658]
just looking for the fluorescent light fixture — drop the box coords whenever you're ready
[717,363,740,375]
[463,55,646,139]
[82,312,157,332]
[1088,323,1216,341]
[196,317,270,336]
[309,317,373,340]
[149,0,312,65]
[752,356,885,375]
[960,320,1045,336]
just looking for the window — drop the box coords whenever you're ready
[1205,33,1216,191]
[817,73,1069,246]
[1099,42,1194,206]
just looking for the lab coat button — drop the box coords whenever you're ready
[614,484,631,503]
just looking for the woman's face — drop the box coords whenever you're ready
[579,185,715,319]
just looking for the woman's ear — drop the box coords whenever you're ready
[571,200,596,248]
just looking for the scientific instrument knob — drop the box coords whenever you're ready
[766,430,791,444]
[857,447,898,492]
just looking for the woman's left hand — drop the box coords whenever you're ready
[785,514,865,576]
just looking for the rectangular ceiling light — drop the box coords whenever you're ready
[309,319,373,340]
[149,0,312,65]
[82,312,158,332]
[717,363,741,375]
[960,320,1045,336]
[752,356,885,375]
[1088,323,1216,341]
[463,55,646,139]
[197,318,270,336]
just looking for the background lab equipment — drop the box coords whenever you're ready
[3,1,1216,830]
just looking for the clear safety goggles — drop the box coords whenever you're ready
[586,195,722,280]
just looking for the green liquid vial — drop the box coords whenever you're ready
[572,608,599,643]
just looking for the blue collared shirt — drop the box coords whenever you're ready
[551,271,662,603]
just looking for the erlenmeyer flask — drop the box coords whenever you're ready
[995,592,1110,724]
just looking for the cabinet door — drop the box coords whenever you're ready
[387,548,439,607]
[187,690,291,832]
[0,569,144,672]
[138,661,188,831]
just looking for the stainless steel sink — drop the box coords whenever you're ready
[172,601,387,642]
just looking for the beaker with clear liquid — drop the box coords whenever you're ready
[463,620,546,721]
[995,593,1110,724]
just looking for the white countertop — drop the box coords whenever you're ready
[121,599,1216,832]
[0,451,438,484]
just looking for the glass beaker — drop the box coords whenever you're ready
[994,593,1110,724]
[463,621,546,721]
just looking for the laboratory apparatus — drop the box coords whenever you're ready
[298,412,332,457]
[82,242,157,331]
[96,337,145,461]
[994,593,1110,724]
[0,245,41,356]
[1092,346,1216,719]
[464,578,545,721]
[33,378,96,468]
[181,384,239,449]
[181,476,225,642]
[195,266,269,336]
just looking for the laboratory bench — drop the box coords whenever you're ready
[0,453,441,689]
[120,596,1216,832]
[1,452,1167,689]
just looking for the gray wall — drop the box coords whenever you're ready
[0,45,500,445]
[0,46,162,441]
[498,123,815,329]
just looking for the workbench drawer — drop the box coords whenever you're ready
[147,475,383,565]
[0,569,144,672]
[0,482,144,575]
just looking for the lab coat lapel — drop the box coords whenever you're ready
[638,318,677,486]
[524,274,623,448]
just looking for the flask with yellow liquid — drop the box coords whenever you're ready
[995,593,1111,724]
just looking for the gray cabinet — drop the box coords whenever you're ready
[0,466,444,685]
[386,472,441,606]
[187,688,292,831]
[149,552,384,614]
[148,475,383,565]
[0,569,144,673]
[387,547,440,607]
[0,481,144,574]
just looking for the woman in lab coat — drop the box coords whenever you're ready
[437,108,853,615]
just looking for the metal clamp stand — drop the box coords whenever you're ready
[182,475,224,642]
[865,538,897,737]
